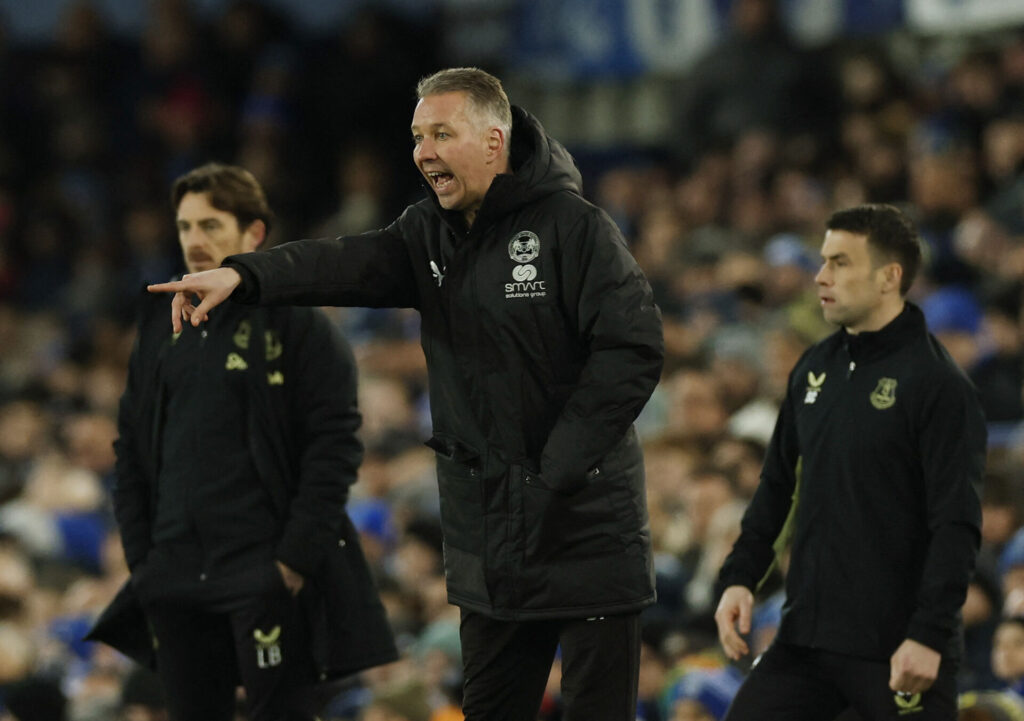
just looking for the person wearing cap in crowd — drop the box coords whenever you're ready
[715,204,986,719]
[666,667,744,721]
[762,232,833,342]
[921,285,983,374]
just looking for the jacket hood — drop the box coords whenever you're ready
[422,105,583,229]
[499,105,583,206]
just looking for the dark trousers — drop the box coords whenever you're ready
[145,591,314,721]
[459,609,641,721]
[724,643,958,721]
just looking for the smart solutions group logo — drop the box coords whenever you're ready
[505,230,547,299]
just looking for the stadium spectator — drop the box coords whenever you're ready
[957,690,1024,721]
[992,617,1024,695]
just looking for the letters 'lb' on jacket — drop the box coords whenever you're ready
[226,106,666,620]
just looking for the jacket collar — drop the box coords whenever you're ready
[841,302,926,363]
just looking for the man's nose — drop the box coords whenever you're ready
[180,228,202,248]
[416,138,436,160]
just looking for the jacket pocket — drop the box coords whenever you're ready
[435,453,483,553]
[522,466,627,563]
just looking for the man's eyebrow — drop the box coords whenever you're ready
[410,122,450,132]
[821,252,849,261]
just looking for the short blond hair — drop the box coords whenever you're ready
[416,67,512,140]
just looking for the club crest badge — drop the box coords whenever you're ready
[508,231,540,263]
[870,378,897,410]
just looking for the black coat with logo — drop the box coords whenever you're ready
[718,303,985,660]
[226,106,664,620]
[88,290,397,680]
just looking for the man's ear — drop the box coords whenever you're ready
[883,262,903,294]
[486,126,506,162]
[243,219,267,251]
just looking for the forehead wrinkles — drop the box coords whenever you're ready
[413,94,474,129]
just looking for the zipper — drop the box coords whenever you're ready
[847,360,855,379]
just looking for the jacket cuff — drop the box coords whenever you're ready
[222,258,260,304]
[539,451,588,493]
[716,572,758,597]
[122,537,152,573]
[905,619,949,655]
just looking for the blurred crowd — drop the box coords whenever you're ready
[1,0,1024,719]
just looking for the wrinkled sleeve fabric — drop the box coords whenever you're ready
[111,333,154,572]
[225,215,420,309]
[907,370,985,653]
[538,207,664,490]
[274,309,363,577]
[717,374,802,593]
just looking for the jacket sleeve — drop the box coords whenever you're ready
[906,369,985,653]
[538,207,664,490]
[224,216,419,310]
[717,376,801,593]
[111,333,154,571]
[274,309,364,577]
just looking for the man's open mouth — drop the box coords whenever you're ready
[427,171,455,191]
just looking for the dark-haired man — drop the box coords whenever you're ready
[92,163,396,721]
[149,68,664,720]
[715,204,986,720]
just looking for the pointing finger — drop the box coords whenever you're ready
[149,279,188,294]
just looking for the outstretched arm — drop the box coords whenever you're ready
[147,267,242,333]
[150,220,421,332]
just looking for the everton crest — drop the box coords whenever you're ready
[870,378,897,410]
